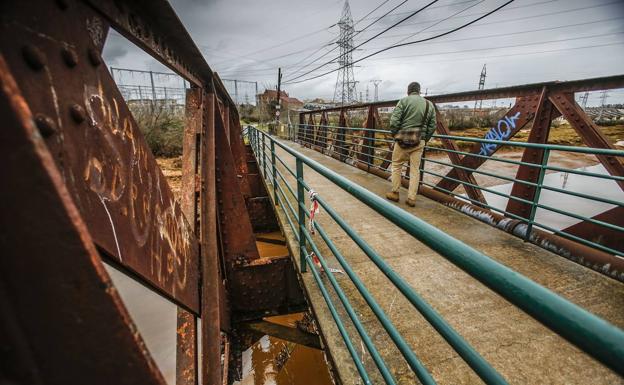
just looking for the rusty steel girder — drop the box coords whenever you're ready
[302,75,624,114]
[0,0,200,312]
[506,87,560,219]
[0,55,165,385]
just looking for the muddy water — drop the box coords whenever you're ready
[235,313,333,385]
[235,233,334,385]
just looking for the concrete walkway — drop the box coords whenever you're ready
[269,139,624,385]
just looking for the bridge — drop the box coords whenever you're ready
[1,1,623,385]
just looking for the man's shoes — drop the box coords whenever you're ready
[386,191,399,202]
[406,198,416,207]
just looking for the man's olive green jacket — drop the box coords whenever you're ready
[389,93,436,147]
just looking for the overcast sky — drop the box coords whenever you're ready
[103,0,624,106]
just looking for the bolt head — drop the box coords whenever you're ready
[61,47,78,67]
[22,45,46,71]
[87,47,102,66]
[35,114,57,137]
[69,104,86,123]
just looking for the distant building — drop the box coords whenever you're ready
[303,98,338,110]
[257,90,304,112]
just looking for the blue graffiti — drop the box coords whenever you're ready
[478,111,521,156]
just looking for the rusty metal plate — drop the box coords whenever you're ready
[0,55,165,385]
[0,1,199,312]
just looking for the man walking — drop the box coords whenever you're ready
[386,82,436,207]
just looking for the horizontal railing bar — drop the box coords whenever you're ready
[423,145,543,169]
[299,124,393,134]
[544,164,624,182]
[434,134,624,156]
[423,169,534,206]
[423,157,536,186]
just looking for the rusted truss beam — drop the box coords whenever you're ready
[1,0,200,312]
[0,55,165,385]
[301,74,624,114]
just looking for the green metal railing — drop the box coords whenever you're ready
[247,127,624,384]
[293,122,624,257]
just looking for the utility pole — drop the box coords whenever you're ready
[234,80,238,105]
[474,64,487,113]
[365,84,369,102]
[370,80,382,102]
[275,68,282,134]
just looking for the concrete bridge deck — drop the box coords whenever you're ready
[269,139,624,385]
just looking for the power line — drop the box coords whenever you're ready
[365,31,624,62]
[356,0,559,34]
[284,0,410,80]
[285,0,515,84]
[284,0,441,83]
[381,0,486,50]
[369,42,624,66]
[363,17,624,50]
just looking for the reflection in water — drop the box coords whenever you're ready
[235,313,333,385]
[484,164,623,230]
[236,232,334,385]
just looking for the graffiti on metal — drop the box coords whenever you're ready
[478,112,521,156]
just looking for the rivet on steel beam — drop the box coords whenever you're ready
[61,47,78,67]
[22,45,46,71]
[87,47,102,66]
[70,104,86,123]
[35,114,57,137]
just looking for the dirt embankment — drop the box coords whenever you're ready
[155,157,183,200]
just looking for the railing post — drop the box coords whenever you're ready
[419,145,427,190]
[271,139,278,205]
[296,158,307,272]
[525,148,550,240]
[262,132,267,178]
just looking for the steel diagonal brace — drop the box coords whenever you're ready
[549,92,624,192]
[506,87,560,219]
[433,107,487,205]
[435,93,541,193]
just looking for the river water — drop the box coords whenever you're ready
[479,164,622,231]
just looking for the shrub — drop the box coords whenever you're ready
[130,102,185,157]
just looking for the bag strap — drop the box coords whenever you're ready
[423,99,431,125]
